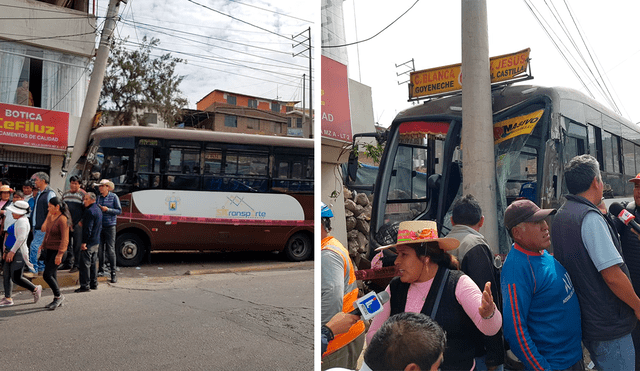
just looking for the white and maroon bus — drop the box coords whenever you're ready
[70,126,314,266]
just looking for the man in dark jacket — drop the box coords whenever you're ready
[551,154,640,370]
[613,172,640,367]
[75,192,102,292]
[447,194,504,370]
[29,172,54,274]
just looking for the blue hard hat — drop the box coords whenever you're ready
[321,202,334,218]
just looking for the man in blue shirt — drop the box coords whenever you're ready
[501,199,583,371]
[95,179,121,283]
[552,154,640,370]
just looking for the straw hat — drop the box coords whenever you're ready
[375,220,460,252]
[0,185,13,193]
[94,179,115,191]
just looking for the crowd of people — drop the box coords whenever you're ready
[0,173,121,310]
[322,154,640,371]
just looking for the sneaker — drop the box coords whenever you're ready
[33,285,42,304]
[97,271,106,277]
[48,295,64,310]
[110,274,117,284]
[0,297,14,307]
[90,285,98,290]
[44,300,56,309]
[69,267,79,273]
[74,287,91,293]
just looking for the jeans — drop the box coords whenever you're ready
[43,249,61,297]
[29,229,45,273]
[79,244,98,289]
[584,334,635,371]
[99,225,116,275]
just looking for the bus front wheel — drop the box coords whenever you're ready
[283,233,312,262]
[116,233,146,267]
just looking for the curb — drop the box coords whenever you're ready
[15,271,110,291]
[184,261,313,276]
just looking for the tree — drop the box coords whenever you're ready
[99,37,188,126]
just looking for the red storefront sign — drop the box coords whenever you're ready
[321,56,353,142]
[0,103,69,150]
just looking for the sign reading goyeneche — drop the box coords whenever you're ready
[493,109,544,144]
[409,48,531,99]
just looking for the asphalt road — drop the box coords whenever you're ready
[0,262,313,370]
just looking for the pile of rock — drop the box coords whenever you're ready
[343,187,373,266]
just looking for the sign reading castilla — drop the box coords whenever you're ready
[0,103,69,150]
[409,48,531,99]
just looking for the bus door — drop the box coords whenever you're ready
[367,120,451,256]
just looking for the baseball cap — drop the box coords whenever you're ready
[504,199,556,231]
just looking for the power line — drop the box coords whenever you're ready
[116,27,311,73]
[120,39,305,81]
[119,19,294,57]
[0,31,96,44]
[322,0,420,49]
[186,0,292,41]
[227,0,313,24]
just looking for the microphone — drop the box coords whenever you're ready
[349,291,390,320]
[609,202,640,235]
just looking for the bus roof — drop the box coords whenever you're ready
[89,126,314,149]
[394,85,638,136]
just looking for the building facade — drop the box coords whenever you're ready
[196,89,312,138]
[0,0,96,190]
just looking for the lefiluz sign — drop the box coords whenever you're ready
[409,48,531,99]
[0,103,69,150]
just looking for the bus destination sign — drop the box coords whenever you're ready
[409,48,531,99]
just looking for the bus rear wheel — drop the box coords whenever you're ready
[283,233,312,262]
[116,233,146,267]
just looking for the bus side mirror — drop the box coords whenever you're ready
[347,151,359,182]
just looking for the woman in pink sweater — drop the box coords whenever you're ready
[366,221,502,371]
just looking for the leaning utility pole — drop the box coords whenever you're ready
[461,0,499,252]
[67,0,125,176]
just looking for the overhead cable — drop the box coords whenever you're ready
[322,0,420,48]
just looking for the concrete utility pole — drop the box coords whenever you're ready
[461,0,499,253]
[67,0,124,176]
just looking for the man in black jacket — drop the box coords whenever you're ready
[613,173,640,367]
[446,194,504,371]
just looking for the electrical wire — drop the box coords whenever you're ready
[322,0,420,49]
[186,0,294,41]
[227,0,313,24]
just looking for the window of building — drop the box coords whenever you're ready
[273,122,282,134]
[227,95,236,105]
[224,115,237,128]
[271,102,280,113]
[247,118,259,130]
[0,41,89,116]
[296,117,303,128]
[143,113,157,125]
[248,99,257,108]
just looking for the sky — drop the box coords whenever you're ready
[96,0,316,109]
[339,0,640,128]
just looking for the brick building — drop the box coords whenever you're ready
[196,90,312,138]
